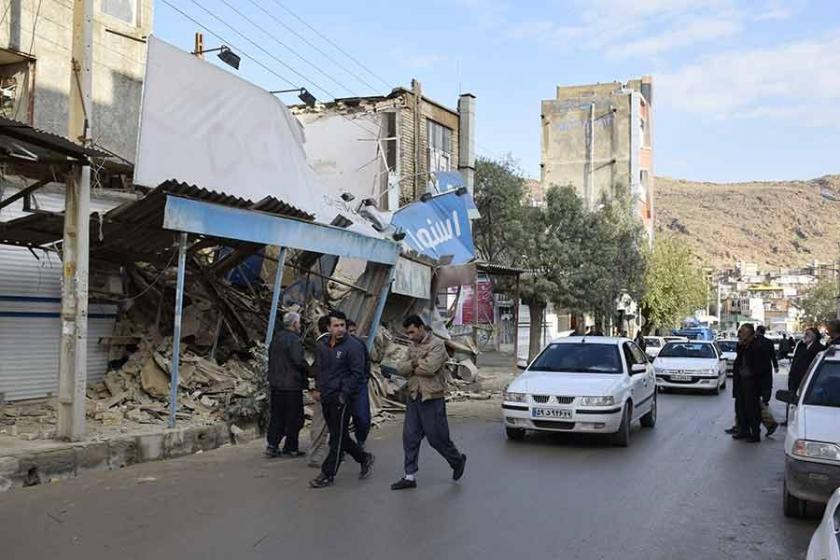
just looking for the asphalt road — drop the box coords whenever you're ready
[0,375,819,560]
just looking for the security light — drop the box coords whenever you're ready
[270,87,317,108]
[216,46,240,69]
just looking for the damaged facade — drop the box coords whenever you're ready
[292,79,476,210]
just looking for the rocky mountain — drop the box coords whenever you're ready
[654,175,840,270]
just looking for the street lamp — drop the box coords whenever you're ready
[192,44,241,69]
[270,87,317,107]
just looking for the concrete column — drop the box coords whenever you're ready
[458,93,476,196]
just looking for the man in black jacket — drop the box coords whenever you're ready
[732,324,774,443]
[789,328,825,393]
[266,312,308,458]
[309,311,375,489]
[346,319,372,449]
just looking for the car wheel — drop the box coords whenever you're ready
[612,403,632,447]
[783,480,807,518]
[640,393,657,428]
[505,427,526,441]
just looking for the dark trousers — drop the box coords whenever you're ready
[321,397,366,478]
[350,385,371,446]
[403,396,462,475]
[267,389,304,451]
[735,378,761,438]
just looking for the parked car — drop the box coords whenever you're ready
[716,339,738,377]
[806,487,840,560]
[776,347,840,518]
[653,340,727,394]
[644,336,666,360]
[502,337,656,447]
[672,327,716,341]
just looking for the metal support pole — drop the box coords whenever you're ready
[264,247,287,347]
[367,264,397,352]
[169,233,188,429]
[513,275,521,368]
[473,271,480,348]
[57,0,93,442]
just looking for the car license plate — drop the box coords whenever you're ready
[672,374,692,381]
[531,407,572,419]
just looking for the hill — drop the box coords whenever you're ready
[654,175,840,270]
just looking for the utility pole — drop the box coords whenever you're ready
[57,0,93,441]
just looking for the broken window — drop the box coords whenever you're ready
[426,119,452,173]
[101,0,137,26]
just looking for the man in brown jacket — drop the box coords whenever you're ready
[391,315,466,490]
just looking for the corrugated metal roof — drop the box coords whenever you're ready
[0,117,107,160]
[475,261,524,276]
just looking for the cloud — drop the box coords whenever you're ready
[389,47,449,70]
[612,17,740,58]
[658,31,840,126]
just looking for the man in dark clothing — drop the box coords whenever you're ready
[346,319,371,449]
[266,312,308,458]
[732,324,774,443]
[755,325,780,435]
[756,326,779,373]
[309,311,375,489]
[788,327,825,393]
[634,331,646,351]
[827,319,840,347]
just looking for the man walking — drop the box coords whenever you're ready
[346,319,371,449]
[309,311,375,489]
[266,312,307,458]
[306,315,331,468]
[391,315,466,490]
[732,324,774,443]
[784,327,825,425]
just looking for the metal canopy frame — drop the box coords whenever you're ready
[161,194,400,427]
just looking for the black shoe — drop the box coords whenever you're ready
[265,446,280,458]
[360,453,375,480]
[453,454,467,481]
[747,436,761,443]
[391,478,417,490]
[309,475,334,489]
[724,427,738,435]
[766,424,778,437]
[731,432,748,440]
[281,449,305,458]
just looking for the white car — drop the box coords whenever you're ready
[716,339,738,376]
[644,336,666,360]
[776,347,840,518]
[807,487,840,560]
[502,337,656,447]
[653,340,727,394]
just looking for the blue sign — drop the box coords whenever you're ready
[391,191,475,264]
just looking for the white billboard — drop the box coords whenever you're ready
[134,36,326,218]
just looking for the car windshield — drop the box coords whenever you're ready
[658,342,717,359]
[645,338,661,348]
[803,361,840,408]
[529,343,623,374]
[718,341,737,352]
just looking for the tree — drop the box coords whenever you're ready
[473,156,526,265]
[800,279,838,326]
[641,236,708,333]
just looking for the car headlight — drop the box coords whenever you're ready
[792,439,840,462]
[579,396,615,407]
[504,391,527,403]
[707,368,718,375]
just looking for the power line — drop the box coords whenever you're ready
[160,0,296,88]
[218,0,357,97]
[244,0,381,93]
[161,1,383,139]
[267,0,391,90]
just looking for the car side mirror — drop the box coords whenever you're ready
[776,390,796,405]
[631,363,647,375]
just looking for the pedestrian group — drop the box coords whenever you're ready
[266,310,466,490]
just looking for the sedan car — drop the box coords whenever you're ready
[653,341,727,394]
[644,336,666,360]
[716,339,738,376]
[776,347,840,518]
[502,337,656,447]
[807,487,840,560]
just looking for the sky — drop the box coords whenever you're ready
[153,0,840,183]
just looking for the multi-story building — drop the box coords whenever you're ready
[291,79,475,211]
[540,77,654,238]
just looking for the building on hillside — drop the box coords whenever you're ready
[523,178,545,207]
[540,77,654,238]
[291,80,476,211]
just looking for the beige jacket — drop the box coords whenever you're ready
[397,331,449,401]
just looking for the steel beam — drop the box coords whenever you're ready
[169,233,188,429]
[264,247,287,347]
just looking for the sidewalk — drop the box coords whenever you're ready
[0,420,258,492]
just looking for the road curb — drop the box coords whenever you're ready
[0,422,258,492]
